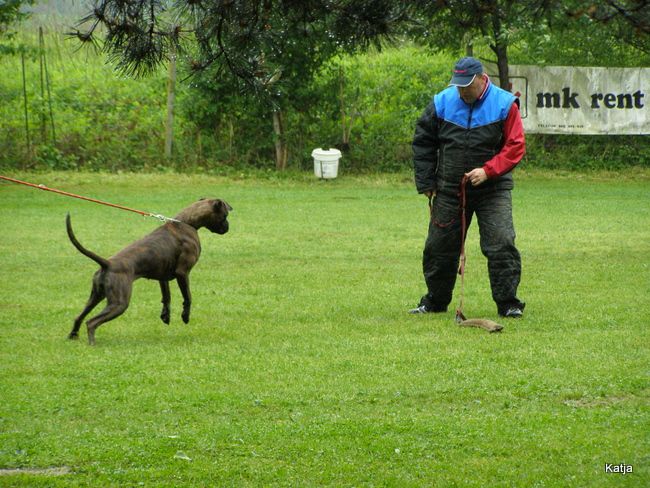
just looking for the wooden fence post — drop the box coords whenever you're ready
[21,51,32,167]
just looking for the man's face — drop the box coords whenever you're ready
[457,74,486,104]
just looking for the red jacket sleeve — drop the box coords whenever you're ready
[483,102,525,179]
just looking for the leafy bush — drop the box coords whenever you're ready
[525,134,650,171]
[1,27,647,174]
[0,29,184,171]
[328,47,451,172]
[181,45,453,173]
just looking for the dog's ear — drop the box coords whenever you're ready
[213,199,232,213]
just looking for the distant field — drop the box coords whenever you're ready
[0,170,648,486]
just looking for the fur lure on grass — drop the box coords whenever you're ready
[455,310,503,333]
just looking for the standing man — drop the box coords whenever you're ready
[410,56,526,318]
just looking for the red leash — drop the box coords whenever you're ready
[0,175,179,223]
[455,175,470,324]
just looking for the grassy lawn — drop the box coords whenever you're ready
[0,170,648,487]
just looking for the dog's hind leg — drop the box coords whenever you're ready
[85,303,129,345]
[69,274,105,340]
[159,280,171,325]
[85,276,132,345]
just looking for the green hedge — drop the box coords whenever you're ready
[524,134,650,171]
[1,30,647,173]
[0,34,172,171]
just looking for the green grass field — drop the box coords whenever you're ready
[0,170,648,487]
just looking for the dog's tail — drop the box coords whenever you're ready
[66,213,110,269]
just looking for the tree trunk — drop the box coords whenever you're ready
[464,31,473,57]
[338,64,356,152]
[165,46,177,159]
[272,110,288,170]
[196,129,202,163]
[340,65,348,147]
[494,42,510,91]
[228,117,234,161]
[491,12,510,91]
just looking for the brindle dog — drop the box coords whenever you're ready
[66,198,232,345]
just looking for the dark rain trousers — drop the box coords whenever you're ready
[420,187,522,313]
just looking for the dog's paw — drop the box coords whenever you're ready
[160,311,170,325]
[181,310,190,324]
[68,333,79,340]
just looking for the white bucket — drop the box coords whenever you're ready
[312,148,341,179]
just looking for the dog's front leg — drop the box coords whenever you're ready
[160,280,171,324]
[176,274,192,324]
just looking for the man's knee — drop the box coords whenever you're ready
[479,222,516,257]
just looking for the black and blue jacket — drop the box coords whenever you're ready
[413,81,519,197]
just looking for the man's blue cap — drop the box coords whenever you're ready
[449,57,483,87]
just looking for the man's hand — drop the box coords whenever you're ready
[465,168,488,186]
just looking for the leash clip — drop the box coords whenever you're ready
[455,309,467,324]
[150,213,180,223]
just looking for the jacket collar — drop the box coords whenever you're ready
[478,74,491,101]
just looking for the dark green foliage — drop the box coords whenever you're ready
[0,32,169,172]
[0,0,34,55]
[179,45,452,172]
[72,0,409,90]
[525,134,650,171]
[1,26,648,173]
[0,0,33,33]
[563,0,650,52]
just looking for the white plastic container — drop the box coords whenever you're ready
[312,148,342,179]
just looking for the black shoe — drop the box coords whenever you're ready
[408,304,448,314]
[499,306,524,318]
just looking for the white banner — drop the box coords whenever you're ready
[486,64,649,135]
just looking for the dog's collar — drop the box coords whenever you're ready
[149,213,181,223]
